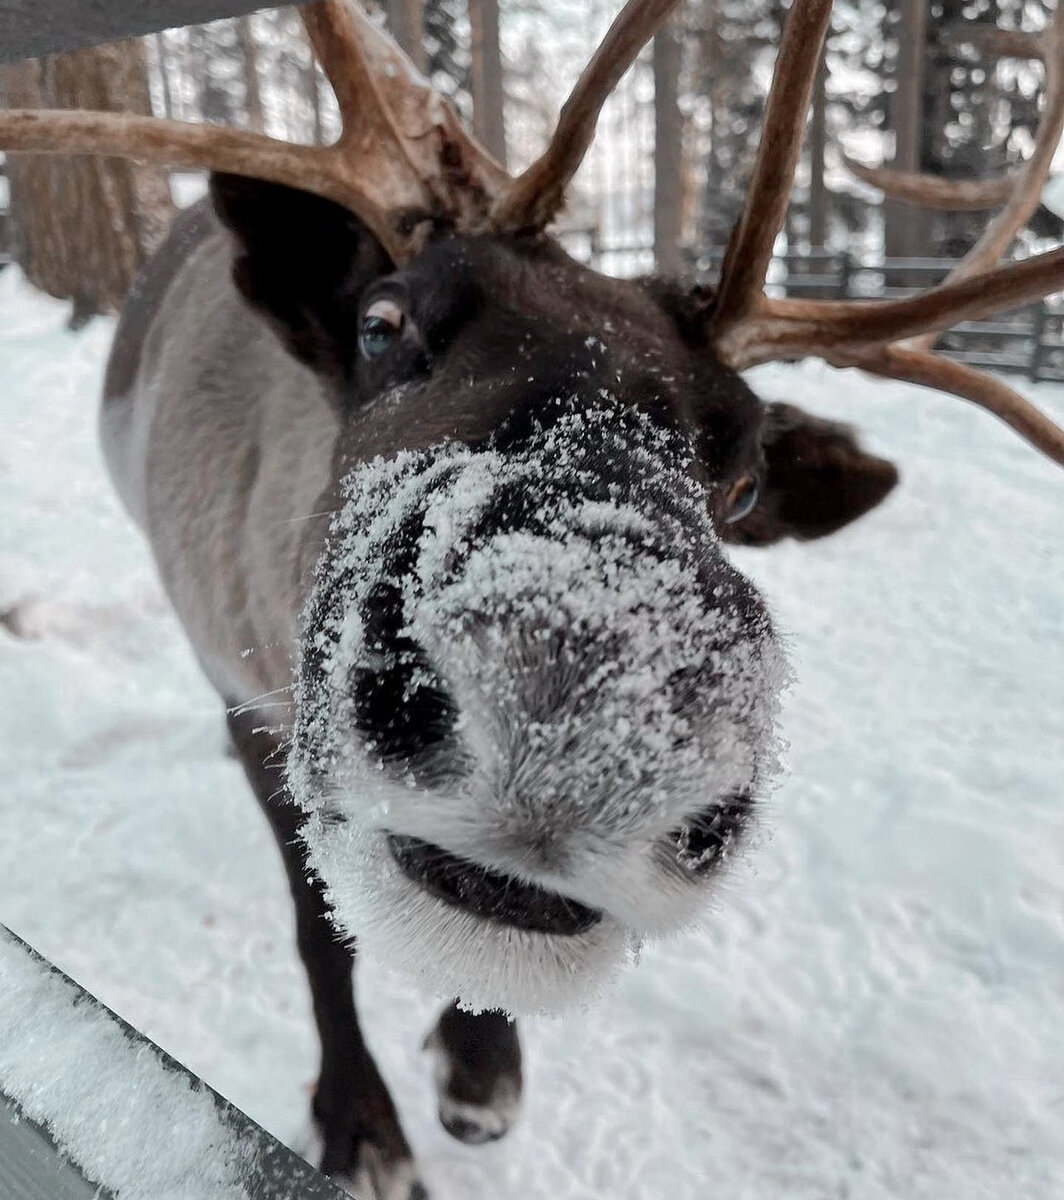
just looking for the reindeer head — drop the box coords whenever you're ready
[6,0,1062,1012]
[206,184,903,1010]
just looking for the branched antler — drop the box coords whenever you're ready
[0,1,507,260]
[708,0,1064,466]
[0,0,676,254]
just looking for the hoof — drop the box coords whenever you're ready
[438,1097,515,1145]
[425,1005,522,1146]
[338,1146,428,1200]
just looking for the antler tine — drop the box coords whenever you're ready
[0,110,333,207]
[854,346,1064,465]
[492,0,685,233]
[297,0,510,249]
[922,11,1064,288]
[0,1,509,261]
[842,156,1014,211]
[940,23,1045,64]
[727,245,1064,365]
[712,0,835,332]
[301,0,387,138]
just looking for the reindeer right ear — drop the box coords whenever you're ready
[721,402,900,546]
[209,173,393,380]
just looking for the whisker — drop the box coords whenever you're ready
[278,508,340,526]
[228,686,294,716]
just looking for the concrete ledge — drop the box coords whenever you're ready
[0,2,306,64]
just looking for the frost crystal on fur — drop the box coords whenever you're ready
[289,398,787,1014]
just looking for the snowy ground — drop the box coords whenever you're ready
[0,264,1061,1200]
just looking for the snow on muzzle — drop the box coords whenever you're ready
[289,403,788,1013]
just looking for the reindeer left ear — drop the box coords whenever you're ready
[210,173,393,382]
[722,402,899,546]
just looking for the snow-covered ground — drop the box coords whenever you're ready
[0,264,1061,1199]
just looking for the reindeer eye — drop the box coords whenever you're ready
[723,474,759,524]
[359,298,405,358]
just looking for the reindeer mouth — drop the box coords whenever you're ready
[386,834,602,936]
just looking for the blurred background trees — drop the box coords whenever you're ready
[0,0,1061,324]
[0,39,174,325]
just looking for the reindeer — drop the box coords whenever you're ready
[2,1,1063,1196]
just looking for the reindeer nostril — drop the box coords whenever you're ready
[669,791,752,875]
[350,579,460,771]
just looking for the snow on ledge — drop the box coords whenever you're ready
[0,927,344,1200]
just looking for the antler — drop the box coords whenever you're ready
[842,157,1013,211]
[0,0,677,255]
[0,1,508,260]
[710,0,1064,466]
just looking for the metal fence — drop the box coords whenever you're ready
[2,193,1063,385]
[556,232,1064,385]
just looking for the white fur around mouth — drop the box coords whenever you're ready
[304,820,633,1016]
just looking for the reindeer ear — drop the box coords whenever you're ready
[209,173,392,380]
[722,402,899,546]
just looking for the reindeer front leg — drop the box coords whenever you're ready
[227,708,425,1200]
[425,1005,522,1145]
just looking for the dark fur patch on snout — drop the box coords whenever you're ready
[346,509,463,779]
[349,578,459,767]
[387,834,602,935]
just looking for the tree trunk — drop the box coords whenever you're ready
[0,39,176,326]
[235,15,265,133]
[808,48,828,250]
[885,0,931,261]
[153,31,174,119]
[469,0,507,166]
[305,52,324,146]
[384,0,425,71]
[653,23,683,276]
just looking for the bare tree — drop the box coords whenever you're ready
[469,0,506,165]
[303,31,326,146]
[653,21,683,274]
[807,46,827,249]
[0,39,175,326]
[384,0,425,70]
[152,32,175,119]
[885,0,931,259]
[235,16,266,133]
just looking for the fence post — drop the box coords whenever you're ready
[589,224,602,272]
[1030,301,1048,383]
[838,252,852,298]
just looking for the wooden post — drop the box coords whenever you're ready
[0,926,347,1200]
